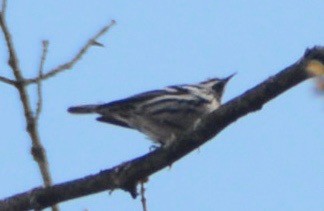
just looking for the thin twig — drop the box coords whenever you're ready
[0,75,16,85]
[24,20,116,85]
[0,0,20,76]
[0,0,17,87]
[140,182,148,211]
[35,40,48,120]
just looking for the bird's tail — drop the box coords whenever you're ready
[68,104,99,114]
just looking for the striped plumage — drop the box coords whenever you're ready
[68,74,234,146]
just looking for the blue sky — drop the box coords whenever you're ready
[0,1,323,210]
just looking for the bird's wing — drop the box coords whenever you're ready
[96,89,170,113]
[144,97,208,130]
[136,86,210,131]
[95,89,169,127]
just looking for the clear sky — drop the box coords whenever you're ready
[0,1,323,211]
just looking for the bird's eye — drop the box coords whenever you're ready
[212,83,224,92]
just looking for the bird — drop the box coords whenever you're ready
[68,74,234,146]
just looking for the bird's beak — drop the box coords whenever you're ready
[223,73,236,83]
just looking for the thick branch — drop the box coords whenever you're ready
[1,46,323,210]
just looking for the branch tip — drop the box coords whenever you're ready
[91,40,105,47]
[35,39,49,120]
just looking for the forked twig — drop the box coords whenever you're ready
[24,20,116,85]
[1,2,116,211]
[0,1,57,210]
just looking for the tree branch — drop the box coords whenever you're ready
[23,20,116,85]
[0,3,116,211]
[0,0,20,77]
[1,46,323,211]
[35,40,48,120]
[0,75,16,85]
[0,1,57,210]
[0,0,53,184]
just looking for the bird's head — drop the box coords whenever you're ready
[199,73,236,100]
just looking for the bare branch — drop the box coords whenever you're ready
[1,2,116,211]
[0,1,57,210]
[0,75,16,85]
[1,46,323,211]
[0,0,21,77]
[0,0,52,185]
[35,40,49,120]
[24,20,116,85]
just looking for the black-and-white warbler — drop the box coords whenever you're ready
[68,74,234,146]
